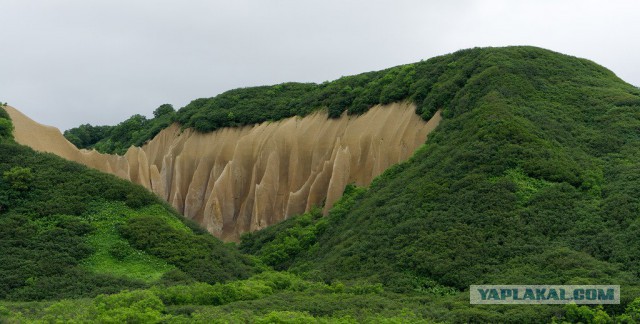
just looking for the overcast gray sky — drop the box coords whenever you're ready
[1,0,639,130]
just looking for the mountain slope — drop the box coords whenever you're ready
[0,106,255,301]
[240,46,640,302]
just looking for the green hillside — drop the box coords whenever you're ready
[240,47,640,320]
[290,46,640,288]
[0,106,255,302]
[4,47,640,322]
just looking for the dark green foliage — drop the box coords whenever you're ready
[118,215,255,284]
[0,212,145,300]
[0,107,13,141]
[157,269,197,286]
[0,132,255,300]
[62,48,487,154]
[240,185,365,270]
[0,119,12,140]
[177,83,317,132]
[240,207,327,270]
[172,48,482,134]
[0,142,163,300]
[241,47,640,300]
[62,124,111,149]
[64,104,176,155]
[0,143,159,217]
[153,103,175,118]
[108,241,132,261]
[123,186,156,209]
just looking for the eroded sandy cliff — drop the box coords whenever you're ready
[6,103,440,241]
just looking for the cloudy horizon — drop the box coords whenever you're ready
[1,0,639,130]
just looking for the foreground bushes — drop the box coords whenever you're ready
[118,215,256,285]
[5,271,639,323]
[0,137,256,300]
[0,272,414,322]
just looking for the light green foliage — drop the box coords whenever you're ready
[154,282,225,306]
[254,311,319,324]
[240,185,365,271]
[240,207,327,269]
[2,166,33,191]
[152,271,312,306]
[139,203,193,233]
[499,168,552,203]
[557,304,617,323]
[327,184,367,220]
[623,298,640,322]
[40,299,95,323]
[81,202,175,282]
[94,290,165,323]
[0,272,437,322]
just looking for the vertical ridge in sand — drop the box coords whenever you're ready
[5,103,441,241]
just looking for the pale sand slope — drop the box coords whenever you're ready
[6,103,441,241]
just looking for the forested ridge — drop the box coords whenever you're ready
[65,46,479,154]
[4,46,640,322]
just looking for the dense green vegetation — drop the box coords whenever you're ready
[0,103,12,140]
[2,272,640,322]
[64,104,176,155]
[6,46,640,322]
[0,107,255,302]
[0,271,468,322]
[119,214,255,284]
[239,47,640,320]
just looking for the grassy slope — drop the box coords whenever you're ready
[81,202,177,283]
[0,107,255,302]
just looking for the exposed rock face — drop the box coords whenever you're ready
[6,103,441,241]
